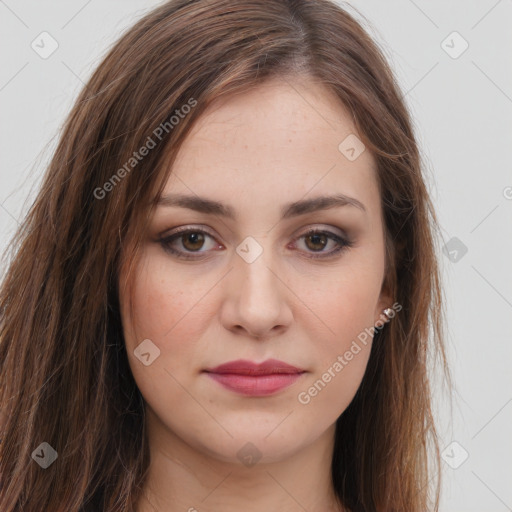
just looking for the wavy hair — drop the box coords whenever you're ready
[0,0,451,510]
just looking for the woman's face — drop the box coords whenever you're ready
[119,76,391,466]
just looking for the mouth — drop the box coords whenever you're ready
[202,358,306,397]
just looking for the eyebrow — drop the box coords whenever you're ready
[156,193,367,219]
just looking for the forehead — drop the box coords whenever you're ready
[162,77,380,223]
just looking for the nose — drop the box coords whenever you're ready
[219,248,293,340]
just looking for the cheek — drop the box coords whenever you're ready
[294,282,376,419]
[296,344,371,429]
[295,263,382,345]
[292,262,381,410]
[119,251,226,413]
[119,256,212,426]
[121,252,213,354]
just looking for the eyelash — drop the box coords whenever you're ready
[159,226,354,261]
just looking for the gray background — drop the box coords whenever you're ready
[1,1,511,510]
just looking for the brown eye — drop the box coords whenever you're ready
[181,232,206,251]
[293,229,354,259]
[304,232,329,252]
[160,228,221,260]
[160,226,353,261]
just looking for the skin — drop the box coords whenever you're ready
[119,75,392,512]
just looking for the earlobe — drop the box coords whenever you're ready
[374,307,394,329]
[381,307,395,322]
[374,290,395,328]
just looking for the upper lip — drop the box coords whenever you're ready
[204,358,305,375]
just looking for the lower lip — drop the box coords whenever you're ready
[204,372,304,396]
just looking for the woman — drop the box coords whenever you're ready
[0,0,451,510]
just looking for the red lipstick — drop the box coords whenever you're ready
[203,359,305,396]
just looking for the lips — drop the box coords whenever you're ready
[203,358,306,396]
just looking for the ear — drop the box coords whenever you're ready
[374,233,397,327]
[373,285,393,328]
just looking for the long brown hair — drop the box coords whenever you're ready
[0,0,452,510]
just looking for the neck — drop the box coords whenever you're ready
[135,407,344,512]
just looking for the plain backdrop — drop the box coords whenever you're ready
[1,1,511,510]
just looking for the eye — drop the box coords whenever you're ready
[159,226,353,260]
[159,227,221,260]
[291,228,353,259]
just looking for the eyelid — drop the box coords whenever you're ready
[162,224,217,239]
[161,223,347,241]
[291,223,348,239]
